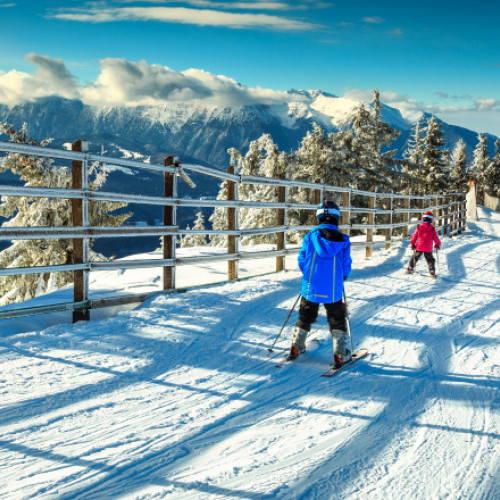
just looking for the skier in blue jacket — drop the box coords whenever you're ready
[289,200,352,368]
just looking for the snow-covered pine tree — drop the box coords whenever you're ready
[0,123,130,306]
[234,134,286,245]
[450,138,469,192]
[348,102,373,189]
[181,211,207,247]
[420,116,449,193]
[370,89,400,182]
[208,147,234,249]
[484,139,500,197]
[248,139,290,244]
[345,96,398,192]
[289,124,336,230]
[208,178,229,247]
[470,134,490,199]
[403,119,425,190]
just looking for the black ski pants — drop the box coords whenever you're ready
[409,251,435,273]
[295,296,346,333]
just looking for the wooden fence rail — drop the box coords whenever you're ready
[0,140,467,322]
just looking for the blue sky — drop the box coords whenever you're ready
[0,0,499,136]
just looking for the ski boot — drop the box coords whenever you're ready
[331,329,352,368]
[288,326,308,360]
[406,266,414,275]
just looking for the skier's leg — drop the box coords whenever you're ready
[423,251,436,275]
[325,299,346,332]
[290,298,319,357]
[408,251,422,272]
[325,300,351,367]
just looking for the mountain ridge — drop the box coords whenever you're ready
[0,93,497,170]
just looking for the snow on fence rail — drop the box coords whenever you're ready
[0,140,467,322]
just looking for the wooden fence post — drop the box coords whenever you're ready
[460,193,467,232]
[163,155,176,290]
[444,193,450,237]
[385,192,393,250]
[437,194,443,236]
[402,188,410,239]
[314,179,323,206]
[341,184,351,235]
[72,140,90,323]
[452,193,456,235]
[366,187,377,258]
[227,165,239,281]
[276,172,287,272]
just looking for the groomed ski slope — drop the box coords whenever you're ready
[0,207,499,500]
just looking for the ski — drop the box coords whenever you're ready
[321,348,368,377]
[418,272,438,280]
[405,269,438,280]
[275,338,322,368]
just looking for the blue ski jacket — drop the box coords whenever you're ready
[298,224,352,303]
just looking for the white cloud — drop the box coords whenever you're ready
[362,16,385,24]
[0,54,81,105]
[83,58,299,106]
[50,6,322,31]
[387,28,403,36]
[116,0,333,8]
[474,98,500,112]
[0,54,300,108]
[122,1,303,10]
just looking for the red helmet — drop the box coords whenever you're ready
[423,211,434,220]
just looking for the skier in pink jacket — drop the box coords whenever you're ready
[407,211,441,277]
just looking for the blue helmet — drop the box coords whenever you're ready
[316,200,341,225]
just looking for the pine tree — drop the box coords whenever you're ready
[484,139,500,197]
[181,211,207,247]
[370,89,400,177]
[420,116,448,193]
[290,124,339,229]
[403,119,424,190]
[349,102,374,188]
[345,94,399,191]
[209,178,230,247]
[233,134,287,245]
[450,138,469,192]
[0,123,130,306]
[471,133,490,192]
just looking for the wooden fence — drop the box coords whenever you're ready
[0,140,467,322]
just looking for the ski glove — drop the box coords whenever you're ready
[411,244,416,250]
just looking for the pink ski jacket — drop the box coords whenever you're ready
[410,222,441,253]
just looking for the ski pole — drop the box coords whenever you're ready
[268,292,301,352]
[343,284,354,355]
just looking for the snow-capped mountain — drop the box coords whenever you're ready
[0,93,497,257]
[0,92,496,171]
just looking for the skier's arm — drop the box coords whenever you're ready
[297,236,309,273]
[433,229,442,249]
[410,227,419,249]
[342,239,352,279]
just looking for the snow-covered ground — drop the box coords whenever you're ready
[0,208,499,499]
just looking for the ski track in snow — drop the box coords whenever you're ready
[0,208,499,499]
